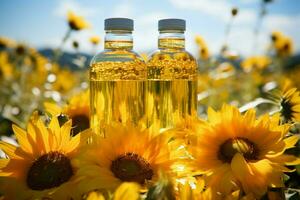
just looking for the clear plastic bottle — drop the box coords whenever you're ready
[90,18,147,136]
[147,19,198,130]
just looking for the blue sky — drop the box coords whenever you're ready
[0,0,299,56]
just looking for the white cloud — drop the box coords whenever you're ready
[111,3,135,18]
[134,12,170,52]
[168,0,257,25]
[53,0,97,18]
[169,0,231,20]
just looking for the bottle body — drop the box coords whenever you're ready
[90,31,147,136]
[147,32,198,130]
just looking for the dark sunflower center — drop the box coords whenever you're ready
[283,43,290,51]
[218,137,258,163]
[68,21,80,31]
[110,152,153,184]
[71,114,90,136]
[271,35,277,42]
[281,99,293,122]
[26,151,73,191]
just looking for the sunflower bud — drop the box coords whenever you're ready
[231,7,238,16]
[72,41,79,49]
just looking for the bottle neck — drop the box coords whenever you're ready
[104,30,133,50]
[158,30,185,50]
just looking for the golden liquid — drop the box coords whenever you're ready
[147,51,197,129]
[90,58,146,136]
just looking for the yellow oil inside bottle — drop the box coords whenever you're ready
[147,38,198,130]
[90,48,147,136]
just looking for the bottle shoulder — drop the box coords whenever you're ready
[90,49,145,65]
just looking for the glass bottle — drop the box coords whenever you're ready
[147,19,198,130]
[90,18,147,136]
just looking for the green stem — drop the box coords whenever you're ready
[53,28,72,64]
[220,16,234,53]
[252,1,266,54]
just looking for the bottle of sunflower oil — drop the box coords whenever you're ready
[147,19,198,130]
[90,18,147,136]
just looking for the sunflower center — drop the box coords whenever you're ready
[71,114,90,136]
[27,151,73,190]
[110,152,153,184]
[69,21,80,31]
[218,137,258,162]
[281,99,293,122]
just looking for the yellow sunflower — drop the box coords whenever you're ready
[278,87,300,123]
[0,36,16,49]
[51,69,77,94]
[67,11,90,31]
[241,56,271,72]
[90,36,101,46]
[0,113,91,199]
[195,35,210,60]
[0,52,13,80]
[271,31,283,44]
[188,104,300,198]
[74,124,178,193]
[44,90,90,136]
[270,31,294,57]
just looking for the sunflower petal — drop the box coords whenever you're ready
[86,191,105,200]
[66,128,91,154]
[0,159,9,168]
[59,120,72,149]
[231,153,253,178]
[12,125,32,153]
[284,135,299,149]
[44,102,62,116]
[0,142,21,159]
[113,182,141,200]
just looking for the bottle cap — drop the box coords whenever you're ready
[158,18,186,31]
[104,18,134,31]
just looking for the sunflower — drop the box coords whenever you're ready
[67,11,90,31]
[0,112,91,199]
[270,31,294,57]
[45,90,90,136]
[188,104,300,198]
[276,37,293,57]
[90,36,101,46]
[0,52,13,80]
[195,35,210,60]
[0,36,16,49]
[241,56,271,72]
[74,124,178,193]
[278,87,300,123]
[51,68,77,94]
[271,31,283,43]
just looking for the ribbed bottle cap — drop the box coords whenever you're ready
[104,18,134,31]
[158,18,186,31]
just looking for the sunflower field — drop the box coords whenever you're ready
[1,0,300,200]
